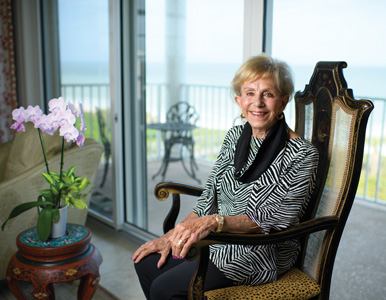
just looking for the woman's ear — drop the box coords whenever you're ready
[280,95,290,110]
[235,96,241,108]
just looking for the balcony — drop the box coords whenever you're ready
[61,83,386,214]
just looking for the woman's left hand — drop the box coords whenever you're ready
[168,215,216,259]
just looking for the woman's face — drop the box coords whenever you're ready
[235,76,289,138]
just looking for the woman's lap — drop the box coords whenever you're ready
[134,253,234,300]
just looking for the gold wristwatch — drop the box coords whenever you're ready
[214,214,224,233]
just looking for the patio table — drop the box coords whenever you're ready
[147,122,200,184]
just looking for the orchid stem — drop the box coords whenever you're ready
[38,129,50,173]
[59,136,65,207]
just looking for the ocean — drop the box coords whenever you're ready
[61,61,386,99]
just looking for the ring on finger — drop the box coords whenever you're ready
[177,239,185,247]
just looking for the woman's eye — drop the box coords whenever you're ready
[263,92,273,98]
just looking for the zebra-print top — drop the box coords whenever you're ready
[192,124,319,286]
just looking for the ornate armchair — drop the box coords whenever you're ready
[154,62,374,299]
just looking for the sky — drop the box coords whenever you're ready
[59,0,244,64]
[272,0,386,67]
[58,0,386,67]
[58,0,109,63]
[57,0,386,97]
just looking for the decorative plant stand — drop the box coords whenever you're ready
[6,224,103,300]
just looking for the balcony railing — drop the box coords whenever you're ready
[61,83,386,205]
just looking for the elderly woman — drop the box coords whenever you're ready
[132,54,319,300]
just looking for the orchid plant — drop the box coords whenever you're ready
[1,97,93,242]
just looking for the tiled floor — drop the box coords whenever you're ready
[86,218,145,300]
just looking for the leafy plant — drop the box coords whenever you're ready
[1,97,93,241]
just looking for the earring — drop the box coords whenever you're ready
[276,112,284,120]
[240,113,245,119]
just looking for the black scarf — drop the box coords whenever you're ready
[234,117,288,183]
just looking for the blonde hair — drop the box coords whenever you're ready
[231,54,294,99]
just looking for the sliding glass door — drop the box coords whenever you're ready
[57,0,114,223]
[54,0,252,236]
[145,0,244,236]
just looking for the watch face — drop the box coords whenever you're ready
[216,215,224,225]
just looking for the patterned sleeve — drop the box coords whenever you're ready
[192,126,241,217]
[246,140,319,234]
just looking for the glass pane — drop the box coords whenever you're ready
[58,0,113,220]
[146,0,244,236]
[272,0,386,204]
[272,0,386,98]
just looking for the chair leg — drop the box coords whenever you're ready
[180,143,201,184]
[152,141,172,180]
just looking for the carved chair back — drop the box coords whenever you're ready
[294,61,373,298]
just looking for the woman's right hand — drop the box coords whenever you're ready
[132,234,171,269]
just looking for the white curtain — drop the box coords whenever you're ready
[0,0,17,143]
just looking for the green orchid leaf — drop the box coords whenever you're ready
[62,197,70,206]
[37,206,52,242]
[41,172,55,185]
[70,199,88,209]
[1,201,52,231]
[62,174,72,184]
[69,185,79,193]
[39,189,53,199]
[67,165,77,177]
[78,178,90,192]
[51,207,60,223]
[51,185,59,195]
[58,182,67,190]
[48,171,60,182]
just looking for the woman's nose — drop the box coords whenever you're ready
[252,95,264,106]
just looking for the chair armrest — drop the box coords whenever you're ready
[185,215,339,300]
[186,215,339,259]
[154,181,204,200]
[154,181,204,233]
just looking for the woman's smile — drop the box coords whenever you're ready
[249,111,268,117]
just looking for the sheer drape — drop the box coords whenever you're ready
[0,0,17,143]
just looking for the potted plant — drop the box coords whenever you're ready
[1,97,93,242]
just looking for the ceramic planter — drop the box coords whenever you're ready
[49,206,68,239]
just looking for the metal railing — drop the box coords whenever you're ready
[356,96,386,204]
[61,83,386,204]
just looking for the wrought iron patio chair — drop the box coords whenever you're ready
[154,61,374,300]
[152,101,200,184]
